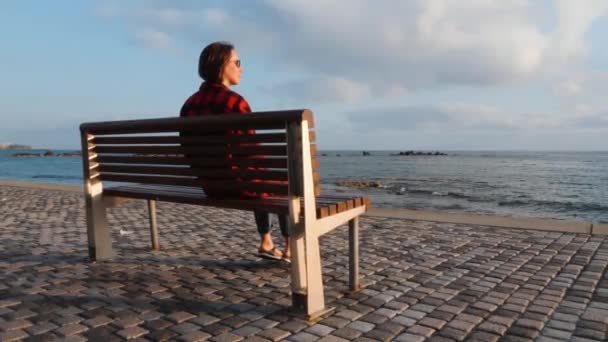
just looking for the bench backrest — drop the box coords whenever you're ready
[79,110,320,202]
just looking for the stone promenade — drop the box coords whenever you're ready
[1,185,608,341]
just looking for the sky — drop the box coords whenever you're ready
[0,0,607,151]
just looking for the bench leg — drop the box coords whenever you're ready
[349,217,360,291]
[85,185,113,261]
[304,232,329,319]
[291,231,307,292]
[290,224,332,321]
[147,200,160,251]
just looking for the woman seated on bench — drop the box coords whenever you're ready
[180,41,291,263]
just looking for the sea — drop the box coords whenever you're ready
[1,150,607,223]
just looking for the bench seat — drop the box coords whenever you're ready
[105,184,370,218]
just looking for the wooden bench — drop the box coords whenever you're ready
[80,109,370,320]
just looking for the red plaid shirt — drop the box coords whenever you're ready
[180,82,251,117]
[180,82,267,198]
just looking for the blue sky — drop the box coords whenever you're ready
[1,0,607,150]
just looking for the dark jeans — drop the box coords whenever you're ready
[254,211,289,237]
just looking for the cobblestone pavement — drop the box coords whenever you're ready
[1,185,608,341]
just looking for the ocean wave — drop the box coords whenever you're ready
[389,186,491,202]
[498,199,608,213]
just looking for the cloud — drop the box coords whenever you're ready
[97,1,607,106]
[572,113,608,128]
[345,103,564,132]
[570,105,608,128]
[551,80,582,96]
[260,77,375,105]
[550,0,608,65]
[130,28,179,54]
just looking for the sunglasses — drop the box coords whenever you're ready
[232,59,241,68]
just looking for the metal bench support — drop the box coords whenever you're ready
[349,217,360,291]
[147,199,160,251]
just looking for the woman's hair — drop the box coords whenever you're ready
[198,41,234,83]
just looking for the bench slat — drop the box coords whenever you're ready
[98,165,290,181]
[104,184,367,219]
[96,156,320,170]
[81,110,315,134]
[104,187,292,213]
[95,145,290,156]
[99,174,290,195]
[93,132,316,145]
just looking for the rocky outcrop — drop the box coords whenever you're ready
[11,150,82,158]
[57,151,82,157]
[390,151,447,156]
[335,180,383,189]
[11,153,41,158]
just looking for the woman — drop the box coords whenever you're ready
[180,41,290,263]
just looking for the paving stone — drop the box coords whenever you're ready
[573,328,606,341]
[277,321,308,334]
[508,326,540,339]
[287,332,318,342]
[468,330,500,341]
[172,322,203,334]
[83,315,113,328]
[1,319,33,332]
[202,323,233,336]
[363,328,399,341]
[346,321,375,333]
[0,329,28,342]
[320,317,350,329]
[335,310,362,321]
[390,315,417,327]
[317,335,350,342]
[406,324,435,337]
[168,312,198,324]
[257,328,291,341]
[581,308,608,324]
[401,310,426,320]
[24,321,59,336]
[394,332,426,342]
[542,327,572,340]
[148,329,179,341]
[210,332,244,342]
[117,326,149,339]
[55,323,89,337]
[447,320,476,333]
[305,324,334,337]
[115,316,145,328]
[515,318,544,330]
[437,327,469,341]
[332,327,362,339]
[359,313,387,325]
[546,319,576,331]
[179,330,213,342]
[418,317,446,330]
[250,319,279,330]
[192,314,221,327]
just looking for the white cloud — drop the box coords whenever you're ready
[346,103,566,132]
[130,28,178,54]
[551,80,582,96]
[98,1,606,95]
[550,0,608,65]
[262,77,372,105]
